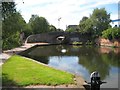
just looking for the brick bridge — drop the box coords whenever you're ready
[26,31,92,44]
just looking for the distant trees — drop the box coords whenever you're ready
[66,25,79,32]
[28,15,58,34]
[29,15,50,34]
[66,28,75,32]
[79,17,93,34]
[78,8,111,39]
[49,25,57,32]
[28,14,38,34]
[65,8,111,40]
[90,8,111,37]
[78,7,120,42]
[34,17,49,33]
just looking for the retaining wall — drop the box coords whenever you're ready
[96,38,120,47]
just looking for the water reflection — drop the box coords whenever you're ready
[19,45,120,88]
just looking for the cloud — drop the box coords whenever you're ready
[15,0,119,30]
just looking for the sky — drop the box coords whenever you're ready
[15,0,119,30]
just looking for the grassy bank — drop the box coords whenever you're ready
[2,55,74,86]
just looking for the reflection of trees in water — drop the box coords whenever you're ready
[27,55,49,64]
[78,46,120,80]
[78,47,110,80]
[98,47,120,67]
[101,52,120,67]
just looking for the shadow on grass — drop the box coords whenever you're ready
[2,73,18,87]
[83,85,90,90]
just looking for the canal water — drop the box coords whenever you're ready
[19,45,120,88]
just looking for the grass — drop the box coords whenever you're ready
[2,55,74,86]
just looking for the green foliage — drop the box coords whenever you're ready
[49,25,57,32]
[85,40,94,45]
[2,2,29,50]
[29,15,39,23]
[23,24,33,38]
[112,27,120,39]
[102,27,120,40]
[79,16,88,22]
[66,28,76,32]
[56,29,64,31]
[72,41,83,45]
[2,55,74,86]
[3,12,25,34]
[29,15,49,34]
[91,8,111,37]
[102,28,112,40]
[2,2,16,20]
[2,12,27,50]
[79,8,111,39]
[72,41,94,45]
[3,32,20,50]
[79,18,93,34]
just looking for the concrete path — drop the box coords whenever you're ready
[0,53,11,65]
[1,43,49,65]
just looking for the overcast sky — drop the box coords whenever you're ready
[15,0,119,30]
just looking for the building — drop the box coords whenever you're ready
[111,19,120,27]
[66,25,79,31]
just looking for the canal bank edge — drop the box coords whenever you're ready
[19,55,87,88]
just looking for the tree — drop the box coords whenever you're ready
[79,17,93,34]
[66,28,75,32]
[66,25,79,32]
[2,2,28,50]
[90,8,111,37]
[29,15,49,34]
[79,16,88,23]
[79,8,111,39]
[23,24,33,38]
[49,25,57,32]
[2,12,28,49]
[29,14,39,25]
[27,14,39,35]
[2,2,16,20]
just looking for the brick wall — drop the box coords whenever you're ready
[95,38,120,47]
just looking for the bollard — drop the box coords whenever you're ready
[85,71,107,90]
[90,71,101,90]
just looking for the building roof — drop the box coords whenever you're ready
[111,19,120,22]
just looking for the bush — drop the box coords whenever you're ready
[112,27,120,39]
[102,27,120,40]
[3,32,21,50]
[72,41,83,45]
